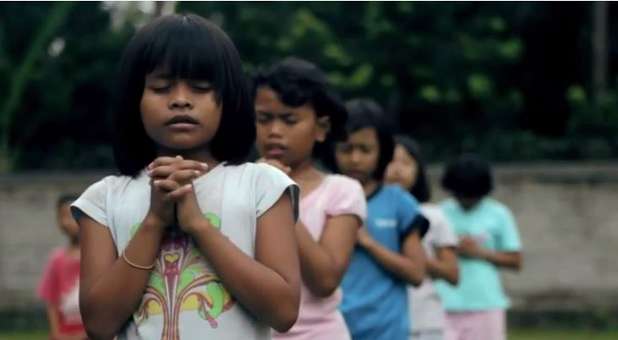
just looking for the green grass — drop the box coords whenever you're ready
[1,329,618,340]
[510,328,618,340]
[0,331,46,340]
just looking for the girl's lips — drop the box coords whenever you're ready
[266,148,286,158]
[265,143,287,158]
[346,170,367,179]
[167,122,198,131]
[165,114,199,125]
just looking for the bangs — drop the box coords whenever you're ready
[136,14,229,94]
[113,13,255,177]
[253,57,348,140]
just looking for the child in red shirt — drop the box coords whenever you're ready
[38,194,87,340]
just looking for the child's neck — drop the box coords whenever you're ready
[362,179,380,198]
[288,158,317,181]
[289,158,324,199]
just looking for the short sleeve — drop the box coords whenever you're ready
[37,249,62,304]
[325,176,367,223]
[395,187,422,237]
[496,206,522,251]
[431,207,458,247]
[71,177,110,227]
[254,163,300,222]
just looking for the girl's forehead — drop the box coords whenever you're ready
[256,87,314,114]
[395,144,415,160]
[345,127,379,145]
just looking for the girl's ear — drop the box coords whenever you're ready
[315,116,331,143]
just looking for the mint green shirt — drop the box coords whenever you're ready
[435,198,522,311]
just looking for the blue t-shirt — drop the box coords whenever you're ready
[341,185,423,340]
[435,197,522,311]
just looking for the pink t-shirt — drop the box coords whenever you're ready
[274,174,367,340]
[37,247,84,336]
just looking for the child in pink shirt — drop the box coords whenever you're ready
[254,57,367,339]
[38,194,87,340]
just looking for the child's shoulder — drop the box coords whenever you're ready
[224,162,292,182]
[420,203,440,216]
[222,161,274,174]
[86,172,145,192]
[382,184,415,201]
[439,198,458,210]
[220,162,296,193]
[74,173,147,211]
[481,198,512,217]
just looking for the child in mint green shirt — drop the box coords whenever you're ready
[435,154,522,340]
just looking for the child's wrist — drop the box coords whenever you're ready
[478,248,492,261]
[182,216,213,236]
[143,212,168,232]
[359,236,376,250]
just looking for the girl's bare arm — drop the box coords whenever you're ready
[78,213,165,340]
[458,236,522,270]
[295,215,360,297]
[45,304,61,339]
[426,246,459,284]
[360,229,427,286]
[480,251,522,270]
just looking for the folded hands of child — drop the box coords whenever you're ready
[146,155,211,234]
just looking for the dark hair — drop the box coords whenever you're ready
[327,98,394,180]
[57,194,79,208]
[441,153,494,197]
[394,135,431,203]
[113,13,255,177]
[252,57,347,162]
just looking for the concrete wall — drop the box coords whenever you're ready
[1,163,617,311]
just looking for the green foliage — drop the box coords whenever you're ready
[0,2,617,171]
[0,2,133,171]
[0,2,74,171]
[567,85,618,137]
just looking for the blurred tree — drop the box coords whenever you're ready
[0,2,73,171]
[592,1,608,105]
[178,2,541,158]
[0,2,134,172]
[0,1,616,172]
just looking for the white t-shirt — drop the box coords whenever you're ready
[409,203,458,333]
[72,162,299,340]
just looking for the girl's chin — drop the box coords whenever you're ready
[159,140,207,153]
[344,173,366,182]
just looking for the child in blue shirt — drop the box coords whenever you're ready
[435,154,522,340]
[328,99,428,340]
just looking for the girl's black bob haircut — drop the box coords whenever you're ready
[394,135,431,203]
[113,13,255,177]
[252,57,348,163]
[441,153,494,198]
[327,98,394,180]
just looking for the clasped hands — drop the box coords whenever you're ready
[145,155,211,235]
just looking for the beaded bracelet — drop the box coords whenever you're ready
[121,251,155,270]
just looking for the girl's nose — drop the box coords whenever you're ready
[269,120,285,136]
[168,83,193,110]
[350,149,362,163]
[169,98,193,110]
